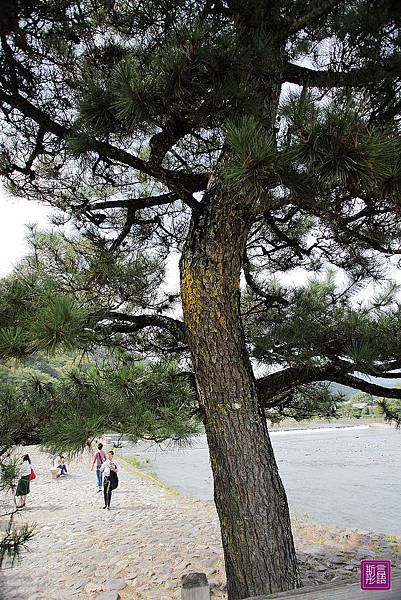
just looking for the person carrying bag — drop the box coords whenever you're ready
[91,442,107,492]
[16,454,34,509]
[100,450,119,510]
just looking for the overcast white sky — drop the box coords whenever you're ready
[0,186,53,277]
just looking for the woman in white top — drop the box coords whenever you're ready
[16,454,32,509]
[100,450,119,510]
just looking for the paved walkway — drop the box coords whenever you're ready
[0,446,225,600]
[1,447,400,600]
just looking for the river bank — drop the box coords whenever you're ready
[122,424,401,534]
[266,416,389,431]
[1,445,401,600]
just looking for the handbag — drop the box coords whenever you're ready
[109,469,118,490]
[30,467,36,481]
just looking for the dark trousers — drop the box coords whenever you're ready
[103,477,112,507]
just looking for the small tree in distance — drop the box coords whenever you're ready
[0,1,401,597]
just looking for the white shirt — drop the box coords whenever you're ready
[100,459,119,477]
[20,460,31,476]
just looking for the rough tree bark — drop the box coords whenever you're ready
[180,178,302,599]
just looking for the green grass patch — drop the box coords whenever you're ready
[125,456,141,468]
[121,455,179,496]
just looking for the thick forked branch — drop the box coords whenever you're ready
[109,208,140,252]
[284,56,401,88]
[263,212,307,259]
[101,312,187,344]
[108,207,159,252]
[141,364,401,409]
[256,364,401,407]
[92,187,178,251]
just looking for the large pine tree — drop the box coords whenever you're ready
[1,1,401,597]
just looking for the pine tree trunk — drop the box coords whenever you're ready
[180,181,302,600]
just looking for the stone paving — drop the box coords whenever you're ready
[1,446,400,600]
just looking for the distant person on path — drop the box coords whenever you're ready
[101,450,119,510]
[91,443,107,492]
[16,454,32,509]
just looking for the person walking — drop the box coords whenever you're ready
[91,443,107,492]
[100,450,119,510]
[16,454,32,509]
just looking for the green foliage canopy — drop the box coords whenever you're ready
[0,354,199,452]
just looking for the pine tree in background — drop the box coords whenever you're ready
[0,1,401,596]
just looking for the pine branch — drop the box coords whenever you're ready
[302,201,401,255]
[332,373,401,399]
[374,371,401,378]
[281,0,345,39]
[263,212,308,259]
[242,251,289,307]
[0,31,209,204]
[88,192,179,211]
[284,55,401,89]
[101,312,187,344]
[148,118,191,167]
[257,364,401,407]
[257,364,342,402]
[0,88,207,199]
[378,398,401,429]
[109,208,139,253]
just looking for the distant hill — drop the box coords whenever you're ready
[328,382,354,397]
